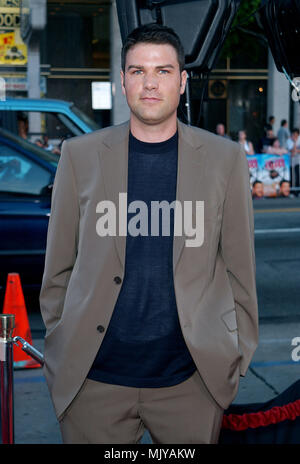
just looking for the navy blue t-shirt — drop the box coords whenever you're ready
[87,131,196,387]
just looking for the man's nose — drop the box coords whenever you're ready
[143,73,158,90]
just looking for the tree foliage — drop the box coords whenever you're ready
[220,0,268,64]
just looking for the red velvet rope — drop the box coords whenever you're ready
[222,399,300,431]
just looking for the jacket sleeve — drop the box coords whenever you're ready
[220,145,259,376]
[39,140,79,334]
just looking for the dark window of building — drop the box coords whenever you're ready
[45,2,110,68]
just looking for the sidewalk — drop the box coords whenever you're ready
[9,314,300,444]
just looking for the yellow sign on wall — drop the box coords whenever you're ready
[0,5,27,65]
[0,31,14,45]
[0,30,27,64]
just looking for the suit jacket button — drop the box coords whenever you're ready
[114,276,122,284]
[97,325,105,333]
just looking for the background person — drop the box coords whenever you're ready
[277,119,290,149]
[257,124,276,153]
[17,112,28,139]
[42,134,54,152]
[266,138,288,156]
[216,123,231,140]
[238,130,255,155]
[266,115,275,132]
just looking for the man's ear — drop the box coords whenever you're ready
[120,69,126,96]
[180,70,188,95]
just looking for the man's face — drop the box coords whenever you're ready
[216,124,225,136]
[270,169,279,179]
[252,183,263,197]
[280,182,290,196]
[292,131,299,141]
[121,43,187,126]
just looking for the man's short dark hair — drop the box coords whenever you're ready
[292,128,300,134]
[253,180,262,186]
[121,23,185,73]
[280,179,289,186]
[281,119,287,126]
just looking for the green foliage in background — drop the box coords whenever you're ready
[221,0,268,64]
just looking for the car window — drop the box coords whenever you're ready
[0,110,83,155]
[0,143,52,195]
[71,104,100,131]
[0,127,59,167]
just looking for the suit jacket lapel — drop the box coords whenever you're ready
[97,119,207,273]
[174,120,207,272]
[97,121,129,269]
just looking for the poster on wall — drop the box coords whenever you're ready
[0,2,27,65]
[247,154,291,198]
[0,30,26,64]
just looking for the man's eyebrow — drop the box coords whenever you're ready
[127,65,143,70]
[156,64,175,69]
[127,64,175,70]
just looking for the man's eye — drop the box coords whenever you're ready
[133,70,143,75]
[159,69,169,74]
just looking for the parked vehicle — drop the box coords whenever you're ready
[0,127,58,311]
[0,98,100,310]
[0,97,100,155]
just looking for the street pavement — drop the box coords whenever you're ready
[9,315,300,444]
[3,197,300,444]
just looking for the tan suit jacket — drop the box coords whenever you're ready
[40,120,258,420]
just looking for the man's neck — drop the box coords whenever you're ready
[129,115,177,143]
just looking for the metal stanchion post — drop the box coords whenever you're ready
[0,314,15,444]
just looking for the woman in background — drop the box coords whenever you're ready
[266,137,288,156]
[238,130,255,155]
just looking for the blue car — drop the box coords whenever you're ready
[0,98,100,156]
[0,127,58,311]
[0,97,100,135]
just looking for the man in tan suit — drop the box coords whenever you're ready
[40,23,258,444]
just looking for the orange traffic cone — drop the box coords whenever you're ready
[2,273,41,369]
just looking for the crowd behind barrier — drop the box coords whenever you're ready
[14,117,300,199]
[247,153,294,199]
[217,120,300,199]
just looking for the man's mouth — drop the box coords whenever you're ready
[141,97,162,102]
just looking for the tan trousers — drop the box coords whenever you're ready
[58,370,224,444]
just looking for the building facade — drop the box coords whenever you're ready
[0,0,298,148]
